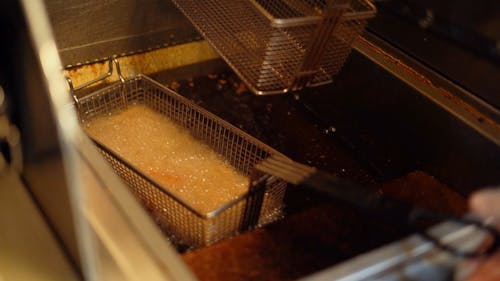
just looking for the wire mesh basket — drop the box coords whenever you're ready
[171,0,376,95]
[73,73,287,249]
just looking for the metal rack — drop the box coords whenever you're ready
[67,61,288,249]
[172,0,376,95]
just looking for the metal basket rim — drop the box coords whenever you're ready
[78,74,288,219]
[248,0,377,28]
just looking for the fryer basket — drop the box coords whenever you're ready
[75,75,287,249]
[171,0,376,95]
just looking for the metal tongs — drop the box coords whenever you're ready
[256,155,500,259]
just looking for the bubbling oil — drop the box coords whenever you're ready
[85,104,249,214]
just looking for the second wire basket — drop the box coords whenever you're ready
[171,0,376,95]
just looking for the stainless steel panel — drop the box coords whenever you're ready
[45,0,200,67]
[16,0,200,279]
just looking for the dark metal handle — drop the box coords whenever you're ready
[303,171,500,258]
[256,155,500,258]
[303,170,413,221]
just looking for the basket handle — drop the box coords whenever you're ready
[65,58,125,103]
[291,0,350,90]
[256,155,500,258]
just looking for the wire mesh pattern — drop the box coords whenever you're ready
[77,76,287,248]
[171,0,376,94]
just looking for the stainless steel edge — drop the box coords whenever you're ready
[352,33,500,146]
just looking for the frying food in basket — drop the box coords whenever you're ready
[76,75,287,248]
[85,104,250,215]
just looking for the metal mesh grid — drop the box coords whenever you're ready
[77,76,287,248]
[171,0,376,94]
[310,17,368,85]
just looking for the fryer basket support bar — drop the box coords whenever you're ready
[65,58,125,103]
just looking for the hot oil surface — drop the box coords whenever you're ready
[85,104,249,214]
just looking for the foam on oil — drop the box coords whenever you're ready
[85,104,249,214]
